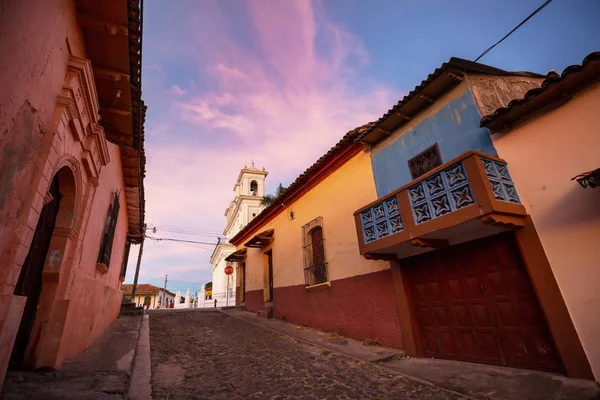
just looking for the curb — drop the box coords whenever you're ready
[127,314,152,400]
[219,310,476,399]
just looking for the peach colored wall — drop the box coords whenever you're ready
[241,150,388,291]
[491,81,600,380]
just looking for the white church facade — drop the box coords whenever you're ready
[205,162,268,307]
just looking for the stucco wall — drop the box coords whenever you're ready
[57,142,128,362]
[0,0,131,383]
[491,82,600,379]
[370,82,497,197]
[239,150,403,345]
[242,150,389,291]
[0,0,85,292]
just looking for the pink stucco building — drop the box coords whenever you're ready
[0,0,146,389]
[483,52,600,380]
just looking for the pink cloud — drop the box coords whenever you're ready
[131,0,400,286]
[169,85,186,95]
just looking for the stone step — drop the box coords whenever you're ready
[256,304,273,319]
[119,306,144,316]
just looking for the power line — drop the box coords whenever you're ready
[144,235,220,246]
[474,0,553,62]
[147,223,223,235]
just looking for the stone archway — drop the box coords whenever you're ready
[9,175,62,369]
[21,164,82,369]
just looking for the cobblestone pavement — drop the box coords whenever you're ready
[149,310,466,400]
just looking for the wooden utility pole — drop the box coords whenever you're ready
[130,224,146,304]
[163,274,168,307]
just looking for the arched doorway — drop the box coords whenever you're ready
[9,176,61,369]
[9,165,78,369]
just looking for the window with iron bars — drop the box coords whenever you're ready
[302,217,328,286]
[408,143,443,179]
[97,192,120,268]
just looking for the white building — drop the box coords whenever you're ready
[122,284,176,309]
[207,162,268,307]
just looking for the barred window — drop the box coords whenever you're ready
[302,217,328,286]
[97,192,120,267]
[408,144,442,179]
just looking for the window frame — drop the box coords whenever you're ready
[301,217,328,287]
[97,192,121,269]
[407,143,443,180]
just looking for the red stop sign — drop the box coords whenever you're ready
[224,266,234,275]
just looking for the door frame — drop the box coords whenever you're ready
[266,250,274,303]
[389,220,594,380]
[10,176,61,369]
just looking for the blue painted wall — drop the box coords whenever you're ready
[371,88,497,197]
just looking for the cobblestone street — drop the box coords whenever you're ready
[149,310,464,400]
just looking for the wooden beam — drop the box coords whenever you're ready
[377,127,392,136]
[446,71,463,81]
[481,213,525,229]
[77,13,128,36]
[364,252,397,262]
[93,66,130,82]
[419,93,434,103]
[396,112,412,120]
[411,238,449,249]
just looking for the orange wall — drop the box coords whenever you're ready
[491,82,600,379]
[241,150,389,292]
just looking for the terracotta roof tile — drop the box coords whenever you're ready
[481,52,600,130]
[121,283,175,297]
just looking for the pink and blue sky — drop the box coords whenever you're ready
[124,0,600,294]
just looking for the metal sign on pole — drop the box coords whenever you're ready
[225,264,234,307]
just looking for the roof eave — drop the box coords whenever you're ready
[481,52,600,133]
[359,57,547,145]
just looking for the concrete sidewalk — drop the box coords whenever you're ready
[222,309,600,400]
[1,315,143,400]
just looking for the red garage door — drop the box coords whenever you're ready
[404,233,563,373]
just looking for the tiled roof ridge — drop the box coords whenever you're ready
[480,51,600,127]
[121,283,176,297]
[230,122,375,244]
[356,57,547,142]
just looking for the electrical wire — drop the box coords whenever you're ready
[474,0,553,62]
[147,224,223,235]
[144,235,220,246]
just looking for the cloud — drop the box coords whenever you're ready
[129,0,399,287]
[169,85,186,96]
[144,64,162,72]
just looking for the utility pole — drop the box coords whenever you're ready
[163,274,168,307]
[226,274,229,307]
[130,224,147,304]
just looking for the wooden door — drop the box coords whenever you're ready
[10,177,61,369]
[240,262,246,303]
[404,233,563,373]
[267,251,274,302]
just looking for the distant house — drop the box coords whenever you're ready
[122,284,176,309]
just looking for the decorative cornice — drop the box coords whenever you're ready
[43,192,54,205]
[53,227,78,241]
[96,263,109,275]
